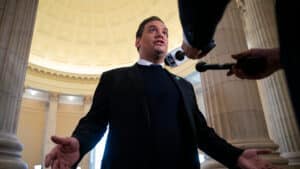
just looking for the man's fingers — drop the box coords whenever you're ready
[61,159,71,169]
[45,151,55,167]
[232,50,251,60]
[187,50,200,59]
[51,136,69,145]
[53,159,66,169]
[256,149,273,155]
[232,54,241,60]
[182,42,202,59]
[53,159,59,169]
[227,69,234,76]
[57,159,66,169]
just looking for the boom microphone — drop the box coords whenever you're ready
[196,61,234,72]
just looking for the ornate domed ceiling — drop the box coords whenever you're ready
[29,0,183,75]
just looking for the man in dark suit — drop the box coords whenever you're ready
[45,16,280,169]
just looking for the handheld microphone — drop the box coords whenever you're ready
[196,61,234,72]
[165,40,216,68]
[164,48,187,67]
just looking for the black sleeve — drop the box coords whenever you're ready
[194,111,243,168]
[71,72,111,167]
[189,83,244,168]
[178,0,230,49]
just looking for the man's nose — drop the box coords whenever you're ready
[156,31,166,38]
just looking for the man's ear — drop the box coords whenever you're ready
[135,38,141,49]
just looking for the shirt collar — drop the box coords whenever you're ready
[137,58,164,67]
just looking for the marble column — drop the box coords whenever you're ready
[42,93,58,169]
[200,1,288,168]
[83,96,92,115]
[0,0,38,168]
[238,0,300,165]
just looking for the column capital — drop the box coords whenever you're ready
[22,86,27,95]
[236,0,246,13]
[48,92,59,102]
[84,95,92,105]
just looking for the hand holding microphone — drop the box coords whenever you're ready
[197,48,279,79]
[165,46,280,80]
[165,40,216,67]
[164,49,235,73]
[182,40,216,59]
[227,48,281,79]
[195,58,268,76]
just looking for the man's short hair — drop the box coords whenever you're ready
[136,16,164,38]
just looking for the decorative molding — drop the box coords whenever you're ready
[235,0,246,14]
[28,63,100,80]
[84,96,93,105]
[25,64,100,96]
[25,60,196,95]
[49,92,59,102]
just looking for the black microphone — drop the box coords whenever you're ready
[196,61,234,72]
[164,50,186,67]
[174,51,185,61]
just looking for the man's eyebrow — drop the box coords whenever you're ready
[147,25,157,29]
[147,24,168,30]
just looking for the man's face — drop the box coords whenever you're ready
[135,20,168,63]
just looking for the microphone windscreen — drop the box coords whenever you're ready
[195,62,207,72]
[175,51,185,61]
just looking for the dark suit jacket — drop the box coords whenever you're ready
[72,64,243,169]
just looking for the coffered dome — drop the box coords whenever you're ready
[29,0,183,75]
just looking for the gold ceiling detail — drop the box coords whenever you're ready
[28,64,99,80]
[29,0,183,76]
[25,64,99,95]
[25,59,198,96]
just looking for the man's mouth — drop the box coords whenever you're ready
[154,40,165,46]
